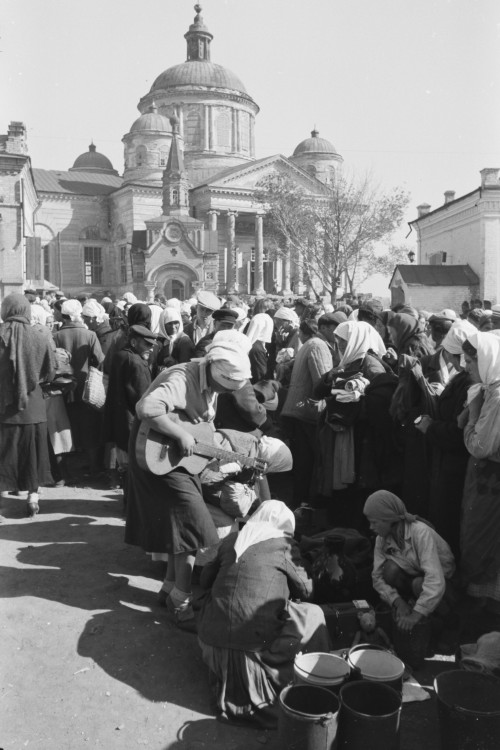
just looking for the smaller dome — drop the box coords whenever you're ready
[293,129,338,157]
[130,104,170,133]
[70,143,117,173]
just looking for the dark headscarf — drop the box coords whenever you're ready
[388,313,419,352]
[363,490,431,548]
[0,293,55,412]
[127,303,152,329]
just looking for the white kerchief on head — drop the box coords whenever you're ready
[167,297,182,310]
[233,500,295,562]
[82,299,106,322]
[336,320,386,368]
[245,313,274,344]
[442,319,477,355]
[122,292,137,305]
[159,306,183,339]
[468,331,500,386]
[148,304,162,334]
[61,299,83,321]
[205,329,252,387]
[274,307,299,326]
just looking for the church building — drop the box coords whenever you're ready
[0,5,343,301]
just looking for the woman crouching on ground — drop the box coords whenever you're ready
[197,500,330,728]
[363,490,456,633]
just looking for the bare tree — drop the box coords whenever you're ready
[255,172,410,302]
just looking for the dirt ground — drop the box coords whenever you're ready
[0,480,495,750]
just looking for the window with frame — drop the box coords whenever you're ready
[43,244,50,282]
[84,246,102,285]
[120,245,128,283]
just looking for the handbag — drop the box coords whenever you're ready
[82,366,108,411]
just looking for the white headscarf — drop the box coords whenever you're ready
[335,320,386,368]
[205,329,252,389]
[274,307,300,326]
[148,304,162,334]
[82,299,106,323]
[31,305,49,326]
[159,307,183,340]
[122,292,137,305]
[245,312,274,345]
[442,319,477,355]
[61,299,83,322]
[469,331,500,386]
[233,499,295,563]
[167,297,182,310]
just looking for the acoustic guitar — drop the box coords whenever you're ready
[135,419,268,477]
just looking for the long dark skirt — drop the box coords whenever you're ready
[125,419,219,554]
[0,422,52,492]
[198,601,330,726]
[461,456,500,602]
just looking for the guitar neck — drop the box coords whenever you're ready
[194,441,256,469]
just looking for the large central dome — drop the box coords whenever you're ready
[151,61,247,95]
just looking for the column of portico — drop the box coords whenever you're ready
[144,280,157,302]
[282,242,293,295]
[207,209,219,231]
[226,210,238,293]
[253,212,265,295]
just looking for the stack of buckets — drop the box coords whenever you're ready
[279,644,404,749]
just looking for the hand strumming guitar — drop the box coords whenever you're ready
[177,431,196,457]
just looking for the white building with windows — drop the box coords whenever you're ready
[0,5,343,301]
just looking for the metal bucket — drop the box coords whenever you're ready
[347,644,405,694]
[294,651,351,693]
[279,683,339,750]
[434,670,500,750]
[338,680,402,750]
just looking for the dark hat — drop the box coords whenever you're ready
[318,311,348,326]
[253,380,280,411]
[212,308,238,325]
[294,297,310,308]
[429,308,457,324]
[129,324,158,343]
[358,299,384,320]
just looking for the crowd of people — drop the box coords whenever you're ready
[1,285,499,726]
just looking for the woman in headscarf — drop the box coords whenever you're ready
[197,499,329,728]
[414,320,476,555]
[0,294,56,515]
[155,307,194,372]
[53,299,104,479]
[82,299,121,361]
[459,331,500,613]
[364,491,455,632]
[311,322,396,528]
[388,313,444,518]
[125,330,255,630]
[245,312,274,383]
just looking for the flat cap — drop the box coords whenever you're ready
[212,308,239,324]
[318,311,348,326]
[129,324,158,343]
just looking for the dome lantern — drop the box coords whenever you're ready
[185,4,213,62]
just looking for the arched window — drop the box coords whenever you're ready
[172,188,178,205]
[159,149,168,167]
[216,110,231,148]
[306,164,317,177]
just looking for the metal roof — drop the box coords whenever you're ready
[33,168,122,196]
[392,264,479,286]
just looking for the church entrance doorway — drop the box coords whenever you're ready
[164,278,187,300]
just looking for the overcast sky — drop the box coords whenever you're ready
[3,0,500,294]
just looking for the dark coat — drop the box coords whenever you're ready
[249,340,269,383]
[95,322,123,368]
[198,532,313,651]
[155,334,195,372]
[53,323,103,400]
[103,346,152,451]
[426,370,471,556]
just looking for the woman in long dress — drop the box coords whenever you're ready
[460,331,500,614]
[197,500,329,727]
[0,294,55,515]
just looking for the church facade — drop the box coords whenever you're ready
[0,5,343,302]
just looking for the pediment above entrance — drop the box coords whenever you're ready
[144,215,205,258]
[193,154,328,196]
